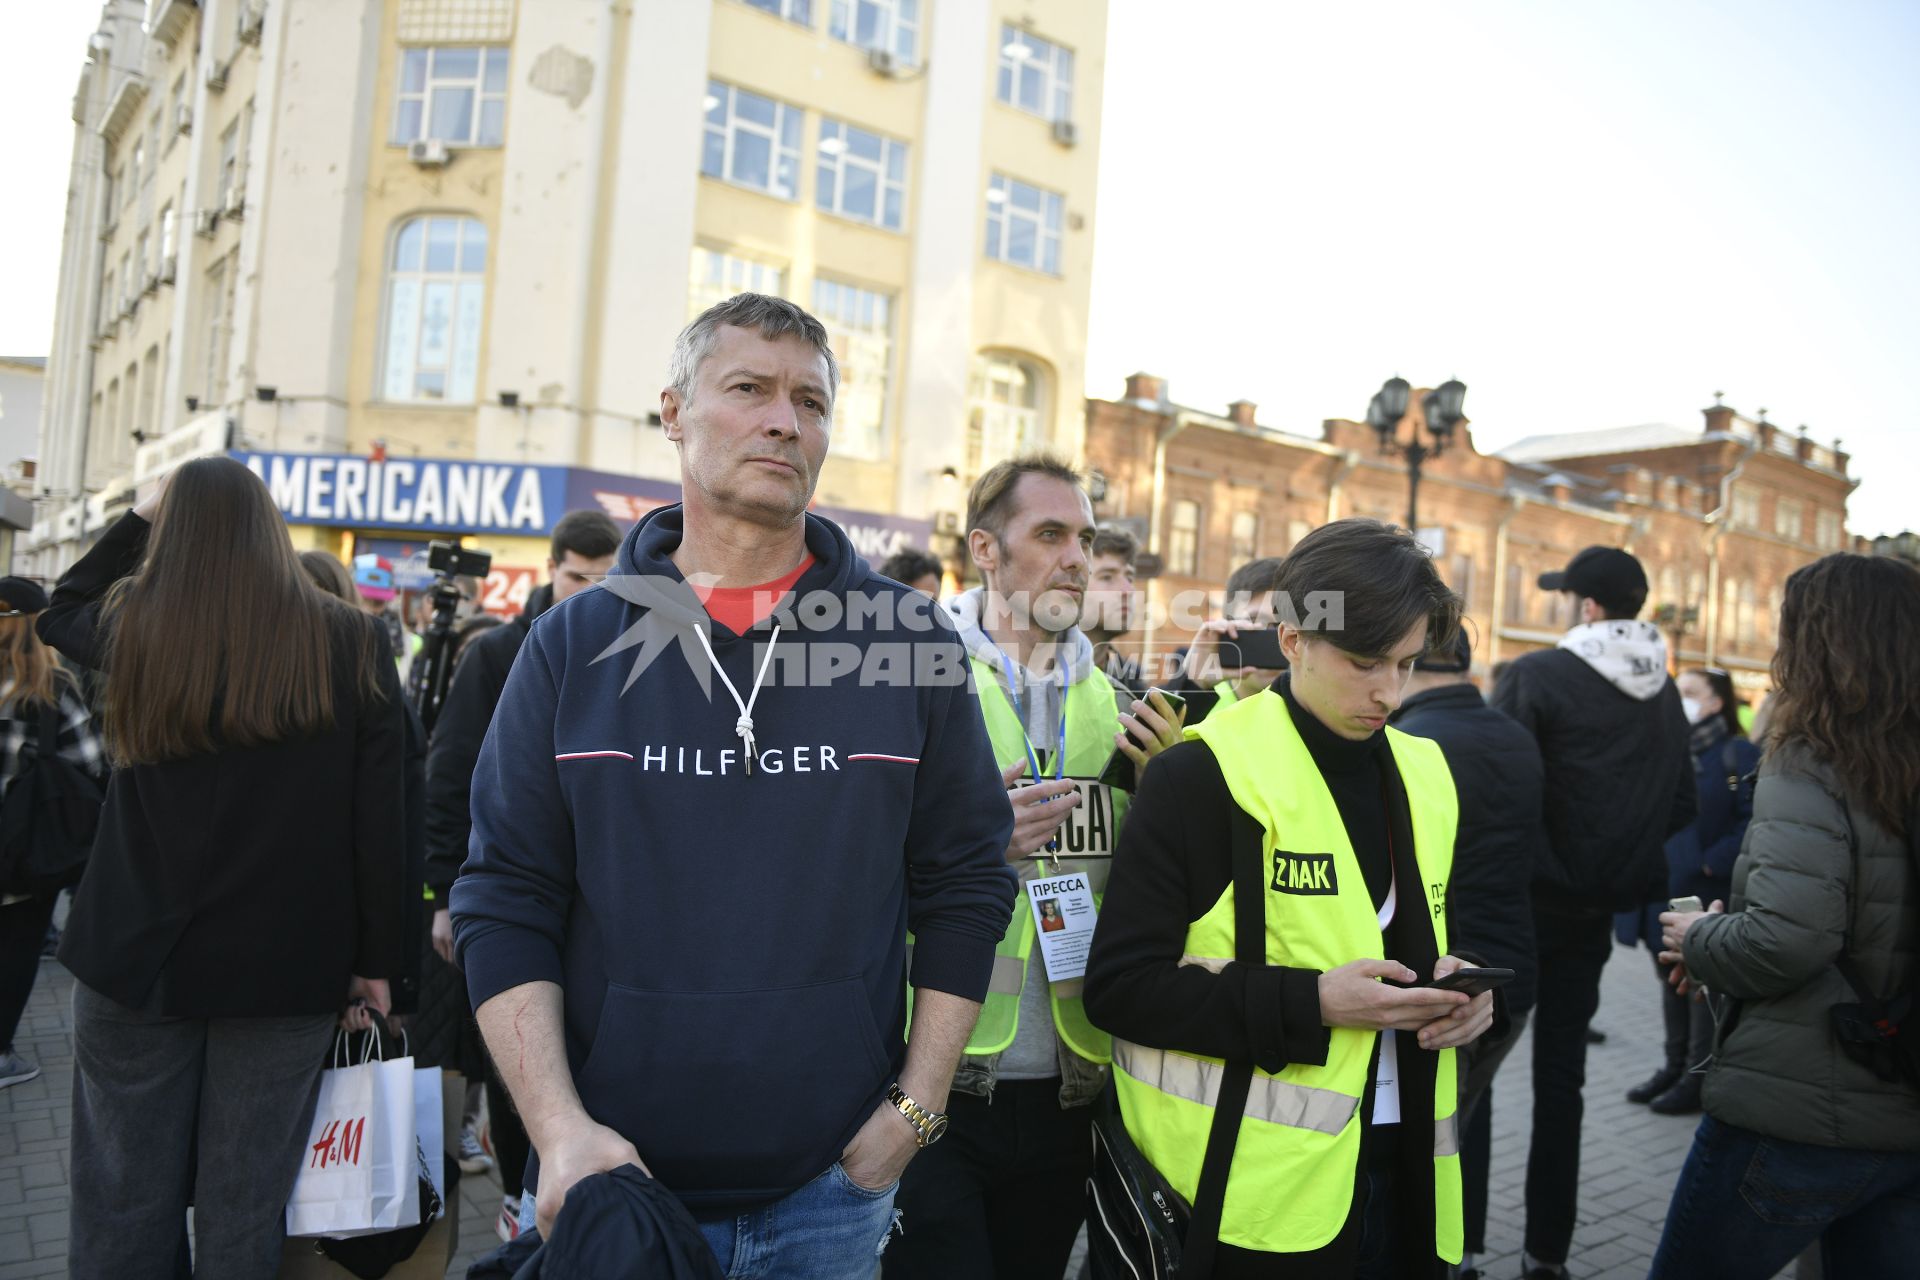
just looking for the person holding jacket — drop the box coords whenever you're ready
[0,577,107,1092]
[1651,553,1920,1278]
[41,457,405,1277]
[1389,628,1543,1280]
[1620,667,1761,1117]
[1492,545,1694,1280]
[1086,518,1496,1279]
[450,293,1017,1278]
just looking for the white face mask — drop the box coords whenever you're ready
[1681,697,1704,724]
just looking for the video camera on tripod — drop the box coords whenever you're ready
[408,540,492,735]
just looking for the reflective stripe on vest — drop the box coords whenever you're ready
[956,654,1125,1063]
[1112,690,1464,1259]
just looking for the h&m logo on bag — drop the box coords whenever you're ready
[310,1116,367,1169]
[1272,851,1337,896]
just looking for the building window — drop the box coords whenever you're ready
[1449,553,1475,612]
[1731,485,1761,529]
[203,257,229,403]
[702,81,802,200]
[1228,511,1258,572]
[130,137,143,201]
[1504,562,1525,624]
[966,352,1045,476]
[1774,497,1804,542]
[381,216,487,403]
[997,25,1074,122]
[102,168,117,228]
[812,279,892,462]
[1168,501,1201,577]
[217,120,241,205]
[135,232,151,290]
[688,247,786,320]
[1738,582,1757,644]
[393,47,509,147]
[816,118,906,230]
[168,74,187,148]
[985,174,1063,275]
[741,0,812,25]
[119,254,134,312]
[830,0,919,65]
[159,204,177,266]
[1816,509,1843,550]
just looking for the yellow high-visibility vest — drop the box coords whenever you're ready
[1111,689,1465,1260]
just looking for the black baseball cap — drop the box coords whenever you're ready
[1538,546,1648,614]
[0,577,49,616]
[1414,629,1472,673]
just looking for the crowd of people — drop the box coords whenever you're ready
[2,291,1915,1280]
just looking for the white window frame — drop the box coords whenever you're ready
[380,216,488,405]
[392,47,510,148]
[997,25,1074,122]
[1168,501,1201,577]
[689,247,787,321]
[740,0,812,25]
[1774,497,1804,542]
[1815,509,1842,550]
[830,0,919,65]
[1731,485,1761,529]
[812,278,894,461]
[816,117,907,230]
[701,81,803,201]
[1228,511,1258,570]
[217,120,241,205]
[966,352,1046,477]
[984,174,1064,275]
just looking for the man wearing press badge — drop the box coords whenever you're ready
[885,456,1184,1280]
[1085,518,1500,1279]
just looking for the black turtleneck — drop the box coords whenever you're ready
[1278,676,1393,912]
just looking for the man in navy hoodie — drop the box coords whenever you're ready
[451,293,1018,1277]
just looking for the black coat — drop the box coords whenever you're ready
[422,584,550,899]
[1491,648,1695,913]
[1390,682,1543,1016]
[39,512,407,1018]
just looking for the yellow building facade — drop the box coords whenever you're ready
[32,0,1109,587]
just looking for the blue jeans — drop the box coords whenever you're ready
[521,1162,898,1279]
[1649,1113,1920,1279]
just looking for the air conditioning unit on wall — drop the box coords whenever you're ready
[867,48,898,77]
[175,103,193,134]
[408,138,451,167]
[1051,119,1079,147]
[193,209,218,238]
[223,186,245,217]
[238,2,266,47]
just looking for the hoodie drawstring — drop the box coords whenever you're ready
[693,623,783,775]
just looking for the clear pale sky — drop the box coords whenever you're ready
[3,1,1913,535]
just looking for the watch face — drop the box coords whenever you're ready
[925,1113,950,1145]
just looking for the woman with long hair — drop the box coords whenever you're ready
[1621,667,1762,1116]
[1650,554,1920,1278]
[39,458,406,1277]
[0,576,106,1091]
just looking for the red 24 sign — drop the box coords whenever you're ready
[479,568,536,618]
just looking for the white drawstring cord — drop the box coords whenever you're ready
[692,623,783,775]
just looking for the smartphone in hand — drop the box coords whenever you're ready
[1221,628,1286,670]
[1668,896,1704,914]
[1429,967,1515,997]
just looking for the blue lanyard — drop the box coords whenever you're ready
[990,643,1067,783]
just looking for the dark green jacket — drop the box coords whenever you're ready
[1684,741,1920,1150]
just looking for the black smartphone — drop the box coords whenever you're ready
[1429,966,1515,997]
[1144,687,1187,717]
[1222,628,1286,670]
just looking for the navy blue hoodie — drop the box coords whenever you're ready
[451,505,1016,1216]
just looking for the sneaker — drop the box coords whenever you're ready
[459,1125,494,1175]
[496,1194,522,1243]
[1626,1064,1684,1104]
[0,1052,39,1088]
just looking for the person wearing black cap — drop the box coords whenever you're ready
[1491,546,1694,1280]
[1391,628,1543,1280]
[0,576,107,1092]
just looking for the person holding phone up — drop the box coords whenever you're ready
[1086,518,1498,1279]
[885,456,1184,1280]
[1170,556,1293,727]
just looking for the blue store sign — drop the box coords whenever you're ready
[236,450,931,558]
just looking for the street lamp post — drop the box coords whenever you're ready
[1365,376,1468,533]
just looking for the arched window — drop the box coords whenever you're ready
[381,215,487,403]
[966,351,1046,476]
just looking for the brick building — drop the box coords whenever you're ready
[1082,375,1855,701]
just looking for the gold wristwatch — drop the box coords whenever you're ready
[886,1082,949,1148]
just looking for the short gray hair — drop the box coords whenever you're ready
[668,292,840,407]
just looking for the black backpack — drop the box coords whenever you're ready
[0,696,107,896]
[1829,796,1920,1092]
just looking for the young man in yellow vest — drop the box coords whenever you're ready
[886,455,1184,1280]
[1087,518,1499,1279]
